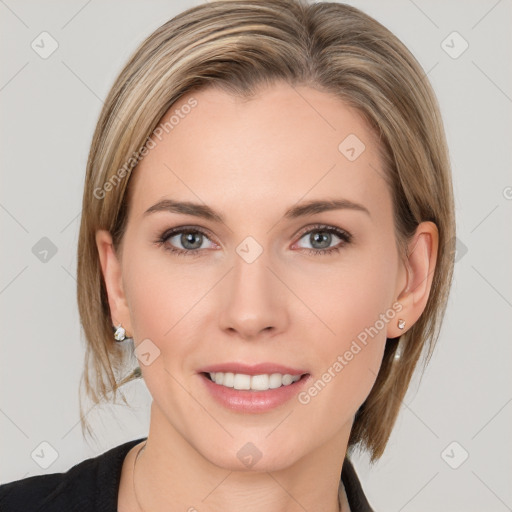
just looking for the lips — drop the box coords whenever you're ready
[199,369,312,413]
[197,362,309,377]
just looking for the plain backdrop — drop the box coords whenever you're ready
[1,1,511,511]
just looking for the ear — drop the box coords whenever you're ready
[95,230,132,337]
[387,221,439,339]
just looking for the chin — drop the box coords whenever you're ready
[195,436,304,473]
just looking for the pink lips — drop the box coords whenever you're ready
[197,362,308,377]
[197,362,311,413]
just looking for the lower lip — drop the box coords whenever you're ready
[199,373,311,413]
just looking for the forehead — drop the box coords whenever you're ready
[128,82,389,221]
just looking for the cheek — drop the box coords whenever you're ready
[298,244,397,407]
[122,246,217,379]
[121,251,207,408]
[299,239,397,341]
[123,244,201,335]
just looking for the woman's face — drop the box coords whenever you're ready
[100,82,412,470]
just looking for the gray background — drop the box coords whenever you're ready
[1,1,511,510]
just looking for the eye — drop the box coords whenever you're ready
[294,224,352,256]
[155,227,217,257]
[155,224,352,258]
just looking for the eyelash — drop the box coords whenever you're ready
[154,224,352,258]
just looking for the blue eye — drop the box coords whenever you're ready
[295,225,352,256]
[156,227,214,257]
[155,224,352,257]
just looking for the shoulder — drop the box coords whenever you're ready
[0,438,146,512]
[341,457,375,512]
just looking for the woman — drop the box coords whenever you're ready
[0,0,455,510]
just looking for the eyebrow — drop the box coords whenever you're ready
[144,198,370,223]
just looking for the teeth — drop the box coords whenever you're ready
[208,372,302,391]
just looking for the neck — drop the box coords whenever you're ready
[130,402,351,512]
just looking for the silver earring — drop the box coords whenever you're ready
[397,319,406,330]
[394,340,403,361]
[114,323,127,342]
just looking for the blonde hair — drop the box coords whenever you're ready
[77,0,455,461]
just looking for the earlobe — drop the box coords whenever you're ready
[95,230,132,336]
[389,222,439,338]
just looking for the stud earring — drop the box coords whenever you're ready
[114,323,127,342]
[397,319,406,330]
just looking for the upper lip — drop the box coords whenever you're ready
[197,362,309,377]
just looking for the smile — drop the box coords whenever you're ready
[199,371,311,413]
[205,372,303,391]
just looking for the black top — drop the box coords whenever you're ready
[0,438,374,511]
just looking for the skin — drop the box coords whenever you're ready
[96,82,438,512]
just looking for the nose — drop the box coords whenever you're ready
[218,248,289,340]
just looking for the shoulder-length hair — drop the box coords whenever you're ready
[77,0,455,462]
